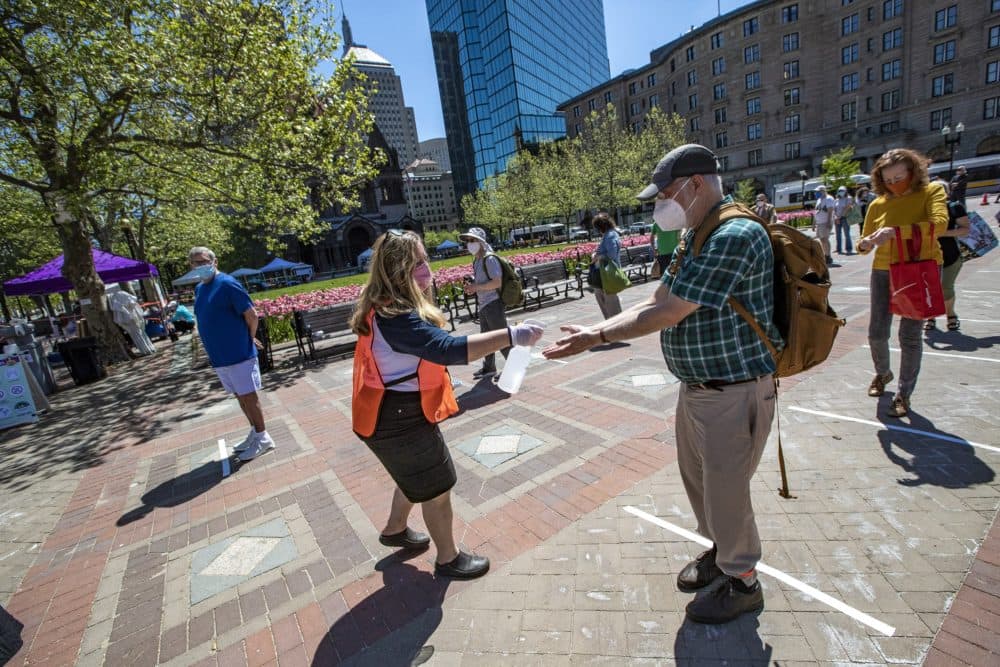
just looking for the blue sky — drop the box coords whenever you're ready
[335,0,753,141]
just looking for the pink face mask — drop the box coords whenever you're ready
[412,261,432,291]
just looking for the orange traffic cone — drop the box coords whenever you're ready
[983,193,990,205]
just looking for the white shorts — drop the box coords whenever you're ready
[214,357,262,396]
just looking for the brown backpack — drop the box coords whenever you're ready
[688,202,845,378]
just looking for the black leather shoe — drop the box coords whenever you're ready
[434,551,490,579]
[677,545,723,592]
[685,576,764,624]
[378,527,430,550]
[472,367,496,379]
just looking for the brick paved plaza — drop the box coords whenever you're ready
[2,204,999,665]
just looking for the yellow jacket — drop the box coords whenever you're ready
[860,182,948,271]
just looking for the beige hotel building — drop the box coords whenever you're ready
[558,0,1000,193]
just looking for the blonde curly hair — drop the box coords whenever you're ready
[870,148,931,197]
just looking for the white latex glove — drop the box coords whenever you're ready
[509,322,544,347]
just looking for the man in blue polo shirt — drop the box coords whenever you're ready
[543,144,781,625]
[189,246,275,462]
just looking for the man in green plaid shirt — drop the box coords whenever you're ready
[544,144,780,625]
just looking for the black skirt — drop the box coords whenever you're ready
[361,390,457,503]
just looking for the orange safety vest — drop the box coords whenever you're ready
[352,309,459,437]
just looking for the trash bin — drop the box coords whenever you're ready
[57,337,107,386]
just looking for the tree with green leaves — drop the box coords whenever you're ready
[733,179,758,206]
[821,146,861,191]
[1,0,379,361]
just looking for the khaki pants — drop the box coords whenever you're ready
[676,376,776,576]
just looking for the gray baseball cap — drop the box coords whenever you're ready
[636,144,720,201]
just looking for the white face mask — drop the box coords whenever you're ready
[467,241,481,255]
[652,179,694,231]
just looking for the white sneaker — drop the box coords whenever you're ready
[233,428,256,453]
[238,431,275,462]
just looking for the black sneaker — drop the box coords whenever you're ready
[378,527,430,550]
[472,367,496,380]
[677,545,723,592]
[685,576,764,624]
[435,551,490,579]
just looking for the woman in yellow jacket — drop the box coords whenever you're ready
[857,149,948,417]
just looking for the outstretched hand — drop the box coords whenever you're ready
[541,324,600,359]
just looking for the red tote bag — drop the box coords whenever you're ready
[888,224,945,320]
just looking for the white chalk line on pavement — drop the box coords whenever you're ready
[960,318,1000,324]
[217,438,231,478]
[787,406,1000,454]
[622,506,896,637]
[862,344,1000,364]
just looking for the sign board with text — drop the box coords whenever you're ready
[0,354,38,430]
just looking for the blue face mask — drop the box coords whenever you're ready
[190,265,216,283]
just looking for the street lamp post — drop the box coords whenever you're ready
[799,169,808,208]
[941,122,965,176]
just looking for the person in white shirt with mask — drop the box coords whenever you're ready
[812,185,836,265]
[460,227,510,379]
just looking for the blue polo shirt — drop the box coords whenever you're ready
[194,272,256,368]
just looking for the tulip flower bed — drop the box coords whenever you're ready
[777,210,815,228]
[256,237,652,345]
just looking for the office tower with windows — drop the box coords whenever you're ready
[426,0,610,203]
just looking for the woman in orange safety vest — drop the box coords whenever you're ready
[349,230,542,580]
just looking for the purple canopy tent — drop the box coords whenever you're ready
[2,249,159,297]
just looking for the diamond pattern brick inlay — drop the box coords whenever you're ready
[630,373,670,387]
[200,536,280,576]
[455,425,544,469]
[476,435,520,455]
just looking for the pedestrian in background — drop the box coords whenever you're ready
[754,193,777,224]
[812,185,835,265]
[460,226,509,380]
[949,165,967,203]
[350,230,542,579]
[189,246,275,461]
[649,224,680,279]
[857,149,948,418]
[591,212,623,319]
[833,186,855,255]
[926,190,971,332]
[545,144,781,625]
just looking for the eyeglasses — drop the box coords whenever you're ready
[385,229,405,237]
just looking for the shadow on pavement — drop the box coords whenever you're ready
[673,612,771,665]
[453,379,510,414]
[116,460,227,526]
[312,555,450,666]
[877,395,995,488]
[0,604,24,665]
[925,328,1000,352]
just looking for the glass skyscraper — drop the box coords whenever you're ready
[426,0,610,203]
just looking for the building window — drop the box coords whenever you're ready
[632,121,642,133]
[782,33,799,52]
[686,45,696,61]
[689,93,698,110]
[883,0,903,20]
[670,58,676,72]
[714,107,727,124]
[745,71,761,90]
[991,26,1000,48]
[841,72,859,93]
[604,91,613,103]
[649,93,659,108]
[784,114,800,133]
[630,102,640,116]
[747,122,762,140]
[572,105,580,118]
[628,82,637,95]
[932,73,954,96]
[719,156,730,171]
[743,17,759,37]
[588,99,596,111]
[574,123,581,135]
[934,5,957,31]
[881,89,900,111]
[687,69,697,86]
[988,61,999,84]
[841,100,857,121]
[783,61,800,80]
[782,4,799,23]
[711,31,723,49]
[715,131,728,148]
[842,43,859,65]
[713,83,726,101]
[785,142,801,159]
[883,28,903,51]
[994,0,1000,12]
[746,97,761,115]
[744,44,760,64]
[647,73,656,87]
[880,120,900,134]
[784,87,800,105]
[929,108,952,131]
[986,96,1000,119]
[882,59,902,81]
[712,56,726,76]
[689,117,700,132]
[748,148,763,166]
[934,40,956,64]
[842,13,859,36]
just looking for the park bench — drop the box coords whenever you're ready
[620,244,656,283]
[431,281,458,331]
[518,260,584,311]
[293,301,357,362]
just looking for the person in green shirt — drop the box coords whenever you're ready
[650,226,681,278]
